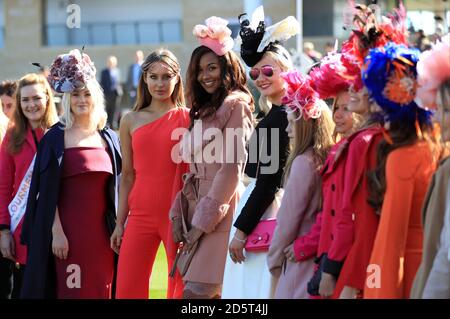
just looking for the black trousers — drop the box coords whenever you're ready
[11,263,25,299]
[0,256,13,299]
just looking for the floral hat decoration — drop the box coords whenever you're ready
[193,16,234,56]
[415,34,450,111]
[362,42,432,126]
[235,5,300,67]
[281,70,322,121]
[48,48,96,93]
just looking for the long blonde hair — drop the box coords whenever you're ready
[283,100,334,184]
[61,79,107,131]
[9,73,58,154]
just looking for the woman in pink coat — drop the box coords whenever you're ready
[267,71,334,298]
[169,16,254,299]
[0,73,58,298]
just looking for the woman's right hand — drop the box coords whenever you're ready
[110,223,124,254]
[52,229,69,260]
[171,218,184,243]
[228,229,247,264]
[0,230,16,261]
[319,272,336,298]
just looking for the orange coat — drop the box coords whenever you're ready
[364,141,437,299]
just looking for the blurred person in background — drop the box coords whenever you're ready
[0,80,17,119]
[101,55,123,129]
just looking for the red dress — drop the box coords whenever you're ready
[55,147,114,299]
[116,107,189,299]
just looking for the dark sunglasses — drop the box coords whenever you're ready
[249,65,275,81]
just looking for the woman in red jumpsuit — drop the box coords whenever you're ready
[111,49,189,299]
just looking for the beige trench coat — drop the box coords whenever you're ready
[411,157,450,298]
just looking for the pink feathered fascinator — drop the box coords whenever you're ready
[309,50,350,99]
[48,49,96,93]
[193,16,234,56]
[340,40,364,92]
[281,70,321,120]
[415,34,450,111]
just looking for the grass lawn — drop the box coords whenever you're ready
[148,244,168,299]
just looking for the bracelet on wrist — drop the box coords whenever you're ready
[233,234,246,243]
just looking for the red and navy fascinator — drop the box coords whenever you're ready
[340,1,408,92]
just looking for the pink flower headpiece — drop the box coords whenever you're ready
[281,70,321,120]
[193,16,234,56]
[48,49,96,93]
[309,51,350,99]
[415,34,450,111]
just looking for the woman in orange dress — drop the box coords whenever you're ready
[111,49,189,299]
[362,43,438,298]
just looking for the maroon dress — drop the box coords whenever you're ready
[55,147,115,299]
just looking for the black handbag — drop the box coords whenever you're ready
[307,254,327,296]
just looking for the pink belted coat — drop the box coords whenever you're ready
[169,91,254,285]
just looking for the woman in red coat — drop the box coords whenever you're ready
[317,4,410,298]
[288,49,361,298]
[0,73,58,298]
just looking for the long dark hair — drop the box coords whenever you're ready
[367,119,434,212]
[134,49,184,111]
[185,46,253,128]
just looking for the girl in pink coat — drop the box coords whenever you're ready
[267,71,334,298]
